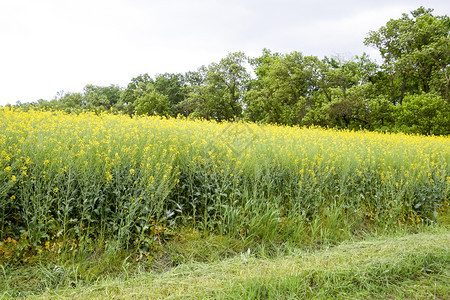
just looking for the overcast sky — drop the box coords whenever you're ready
[0,0,448,105]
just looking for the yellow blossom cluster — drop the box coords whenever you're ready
[0,108,448,247]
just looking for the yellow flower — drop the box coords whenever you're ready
[106,172,113,182]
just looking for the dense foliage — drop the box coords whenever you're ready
[7,7,449,135]
[1,109,448,262]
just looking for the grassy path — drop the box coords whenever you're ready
[11,230,448,299]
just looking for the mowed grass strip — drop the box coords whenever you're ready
[19,230,449,299]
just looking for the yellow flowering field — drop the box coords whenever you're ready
[0,108,448,257]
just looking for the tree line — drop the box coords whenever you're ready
[10,7,450,135]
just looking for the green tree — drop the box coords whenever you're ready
[244,49,281,122]
[365,7,450,103]
[426,35,450,100]
[154,73,188,116]
[322,83,376,129]
[244,51,321,125]
[367,95,395,131]
[57,92,84,112]
[317,56,383,129]
[395,93,450,135]
[118,74,154,115]
[134,83,171,116]
[179,52,250,121]
[84,84,121,111]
